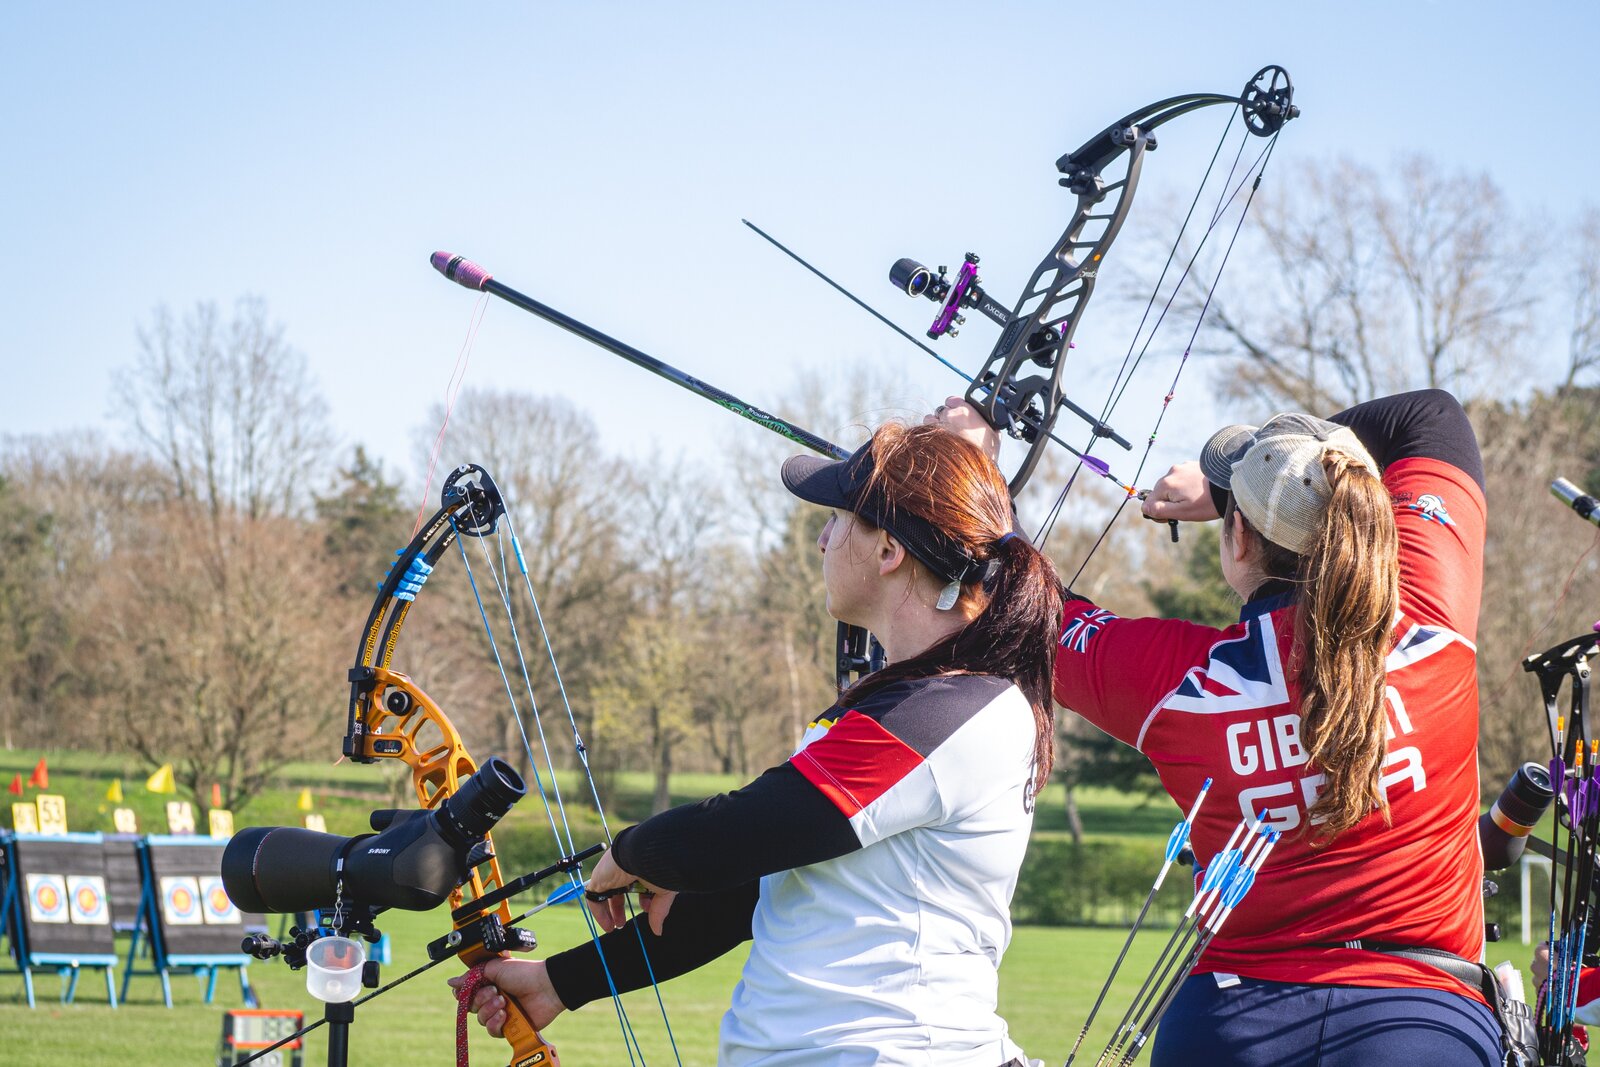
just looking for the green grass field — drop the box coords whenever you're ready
[0,749,1186,1064]
[0,906,1167,1066]
[0,747,1546,1064]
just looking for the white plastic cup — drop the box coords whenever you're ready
[305,936,366,1003]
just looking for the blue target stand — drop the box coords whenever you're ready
[120,835,258,1008]
[0,830,120,1007]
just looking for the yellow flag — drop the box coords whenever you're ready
[145,764,176,795]
[296,787,314,812]
[105,779,124,803]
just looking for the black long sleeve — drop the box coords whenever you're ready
[1329,388,1484,490]
[608,762,861,893]
[545,881,759,1010]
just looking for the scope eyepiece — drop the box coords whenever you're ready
[435,756,526,848]
[890,258,936,299]
[1479,761,1555,870]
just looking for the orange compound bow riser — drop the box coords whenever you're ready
[343,464,559,1067]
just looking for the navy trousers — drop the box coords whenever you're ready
[1148,974,1502,1067]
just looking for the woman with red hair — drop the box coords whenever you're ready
[455,422,1065,1066]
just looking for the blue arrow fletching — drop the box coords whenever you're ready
[1164,821,1192,863]
[546,882,586,906]
[1200,848,1241,892]
[1222,867,1257,908]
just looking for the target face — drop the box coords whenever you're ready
[26,874,69,924]
[66,875,109,925]
[199,876,240,924]
[160,876,203,925]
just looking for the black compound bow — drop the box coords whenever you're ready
[753,65,1299,581]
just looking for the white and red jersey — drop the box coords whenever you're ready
[1054,446,1487,1002]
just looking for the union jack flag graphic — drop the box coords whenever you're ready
[1061,608,1119,653]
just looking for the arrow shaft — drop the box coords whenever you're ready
[481,275,850,461]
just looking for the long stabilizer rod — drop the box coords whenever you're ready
[430,251,850,461]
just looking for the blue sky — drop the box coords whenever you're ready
[4,3,1597,491]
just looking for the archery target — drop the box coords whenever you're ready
[199,876,240,924]
[26,874,69,924]
[160,876,204,926]
[66,875,109,925]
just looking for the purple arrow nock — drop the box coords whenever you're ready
[431,251,493,292]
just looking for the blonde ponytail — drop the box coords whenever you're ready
[1228,450,1399,841]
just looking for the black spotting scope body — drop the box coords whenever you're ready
[222,757,526,914]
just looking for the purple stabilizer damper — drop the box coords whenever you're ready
[432,252,493,291]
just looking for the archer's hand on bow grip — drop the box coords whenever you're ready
[456,953,562,1067]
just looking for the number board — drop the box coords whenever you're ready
[217,1009,304,1067]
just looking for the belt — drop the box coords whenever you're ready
[1330,938,1488,994]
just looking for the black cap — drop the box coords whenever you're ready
[781,442,991,586]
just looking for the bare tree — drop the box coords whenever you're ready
[1193,156,1538,411]
[115,298,332,520]
[612,459,727,810]
[0,435,171,751]
[1474,395,1600,788]
[87,300,347,812]
[89,504,344,815]
[1564,210,1600,389]
[417,389,638,783]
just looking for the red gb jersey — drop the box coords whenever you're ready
[1053,454,1487,1002]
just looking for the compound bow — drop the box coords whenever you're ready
[237,464,679,1067]
[429,65,1298,694]
[754,65,1298,583]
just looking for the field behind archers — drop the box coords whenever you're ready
[0,749,1527,1065]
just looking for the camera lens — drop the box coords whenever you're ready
[890,258,935,299]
